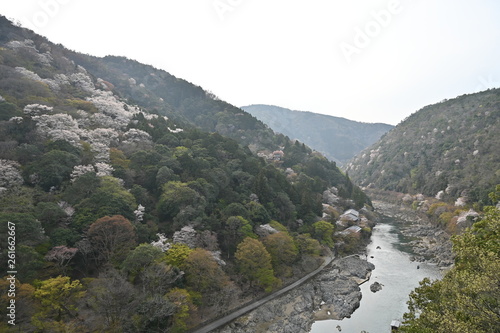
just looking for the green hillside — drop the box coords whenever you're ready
[347,89,500,206]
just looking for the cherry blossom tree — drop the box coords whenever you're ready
[0,159,23,190]
[150,233,171,252]
[95,162,114,177]
[23,104,54,117]
[71,165,95,182]
[134,204,145,223]
[45,245,78,274]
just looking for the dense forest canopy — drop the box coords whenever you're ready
[0,15,371,332]
[347,89,500,206]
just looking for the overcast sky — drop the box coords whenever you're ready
[1,0,499,125]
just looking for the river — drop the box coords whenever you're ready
[310,218,443,333]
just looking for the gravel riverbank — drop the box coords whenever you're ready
[372,200,454,267]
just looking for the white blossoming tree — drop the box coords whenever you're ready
[0,159,24,191]
[134,204,146,223]
[33,113,83,146]
[23,104,54,117]
[70,165,95,182]
[151,233,171,252]
[95,162,114,177]
[122,128,152,144]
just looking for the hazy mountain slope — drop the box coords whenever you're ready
[0,15,376,331]
[346,89,500,205]
[242,104,393,165]
[64,53,286,154]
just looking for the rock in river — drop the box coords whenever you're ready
[370,281,383,293]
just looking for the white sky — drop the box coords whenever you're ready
[1,0,499,125]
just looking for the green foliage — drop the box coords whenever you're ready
[235,237,280,292]
[262,232,298,277]
[296,233,322,256]
[32,276,85,330]
[122,243,164,280]
[26,149,79,191]
[0,212,45,246]
[402,204,500,332]
[73,176,137,230]
[0,100,20,120]
[165,288,196,333]
[157,181,205,223]
[312,220,335,247]
[162,243,193,268]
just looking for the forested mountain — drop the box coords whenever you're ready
[0,16,372,332]
[347,89,500,206]
[242,104,393,165]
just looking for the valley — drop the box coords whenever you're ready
[0,12,498,333]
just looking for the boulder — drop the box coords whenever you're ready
[370,281,383,293]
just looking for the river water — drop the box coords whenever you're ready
[310,219,443,333]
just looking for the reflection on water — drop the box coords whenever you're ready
[310,222,442,333]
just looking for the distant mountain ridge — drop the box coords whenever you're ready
[346,89,500,205]
[241,104,393,165]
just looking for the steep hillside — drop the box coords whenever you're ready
[242,104,393,165]
[347,89,500,205]
[0,16,373,332]
[64,53,287,154]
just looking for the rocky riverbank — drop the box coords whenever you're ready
[372,200,454,267]
[213,256,374,333]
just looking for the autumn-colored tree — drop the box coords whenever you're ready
[0,277,36,331]
[109,147,130,169]
[235,237,280,292]
[88,215,137,264]
[183,248,231,302]
[263,232,298,277]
